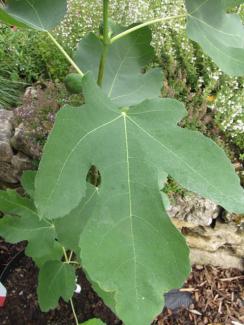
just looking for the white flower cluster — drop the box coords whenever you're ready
[55,0,185,50]
[214,77,244,141]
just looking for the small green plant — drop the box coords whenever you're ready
[0,22,70,82]
[0,1,244,325]
[0,73,24,108]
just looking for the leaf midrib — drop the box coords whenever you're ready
[123,113,139,305]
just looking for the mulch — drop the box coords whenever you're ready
[0,239,243,325]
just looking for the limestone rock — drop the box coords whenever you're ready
[222,211,244,226]
[0,161,19,184]
[168,194,220,226]
[190,249,243,270]
[0,109,14,163]
[24,86,38,100]
[172,218,244,270]
[0,109,34,185]
[11,123,41,159]
[11,152,33,173]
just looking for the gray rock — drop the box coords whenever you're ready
[0,109,14,163]
[24,86,38,100]
[11,152,33,174]
[0,109,34,185]
[0,161,19,184]
[168,194,220,226]
[11,123,41,159]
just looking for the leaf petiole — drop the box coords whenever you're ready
[110,14,187,43]
[47,32,84,77]
[62,247,79,325]
[70,298,79,325]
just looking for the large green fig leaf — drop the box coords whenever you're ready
[185,0,244,76]
[0,0,67,31]
[35,73,244,219]
[0,190,62,266]
[74,25,163,106]
[37,260,76,311]
[35,73,244,324]
[79,163,189,325]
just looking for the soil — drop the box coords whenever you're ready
[0,239,243,325]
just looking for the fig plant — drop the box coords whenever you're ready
[0,1,244,324]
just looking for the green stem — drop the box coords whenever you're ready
[97,0,110,86]
[62,247,79,325]
[47,32,84,77]
[110,14,187,43]
[70,298,79,325]
[62,247,69,261]
[68,251,74,263]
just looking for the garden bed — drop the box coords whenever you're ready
[0,239,243,325]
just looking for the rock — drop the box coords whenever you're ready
[0,109,34,185]
[190,249,243,270]
[11,152,33,173]
[168,194,220,226]
[0,161,19,184]
[172,219,244,270]
[24,86,38,100]
[11,123,41,159]
[0,109,14,163]
[222,211,244,226]
[0,109,17,184]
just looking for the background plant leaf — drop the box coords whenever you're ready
[0,190,62,266]
[0,0,67,31]
[185,0,244,76]
[75,25,163,106]
[37,260,76,311]
[0,189,37,218]
[21,170,36,199]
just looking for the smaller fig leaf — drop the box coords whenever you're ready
[21,170,37,199]
[37,261,76,312]
[0,189,60,266]
[75,24,163,106]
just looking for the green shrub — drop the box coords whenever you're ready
[0,73,24,108]
[0,24,70,83]
[31,33,70,81]
[0,24,42,82]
